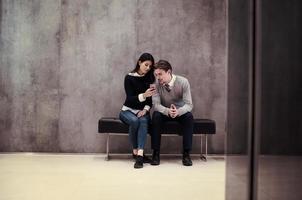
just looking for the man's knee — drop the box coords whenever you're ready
[152,112,164,132]
[182,112,194,121]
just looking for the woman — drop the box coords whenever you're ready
[119,53,156,169]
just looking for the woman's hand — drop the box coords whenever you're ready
[143,87,156,98]
[137,109,147,117]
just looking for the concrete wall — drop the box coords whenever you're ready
[0,0,226,153]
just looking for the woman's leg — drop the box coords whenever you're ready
[136,114,150,156]
[119,111,139,151]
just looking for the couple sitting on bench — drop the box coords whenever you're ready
[119,53,194,169]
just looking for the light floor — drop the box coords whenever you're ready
[0,153,225,200]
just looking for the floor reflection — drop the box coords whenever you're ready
[258,156,302,200]
[226,155,302,200]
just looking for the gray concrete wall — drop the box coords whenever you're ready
[0,0,226,153]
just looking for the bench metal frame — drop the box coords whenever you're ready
[105,133,208,161]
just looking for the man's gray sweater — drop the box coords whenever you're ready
[152,75,193,116]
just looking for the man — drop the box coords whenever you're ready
[151,60,194,166]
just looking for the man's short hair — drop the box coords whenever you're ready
[154,60,172,72]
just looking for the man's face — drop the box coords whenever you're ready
[154,69,171,85]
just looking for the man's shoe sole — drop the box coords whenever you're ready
[150,161,160,166]
[182,161,193,166]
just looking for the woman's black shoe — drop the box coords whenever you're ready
[133,154,151,163]
[132,153,137,161]
[143,154,152,163]
[134,155,144,169]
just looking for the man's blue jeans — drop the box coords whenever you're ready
[119,110,150,150]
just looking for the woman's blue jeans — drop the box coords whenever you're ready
[119,110,150,150]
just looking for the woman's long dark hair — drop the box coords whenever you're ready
[131,53,154,73]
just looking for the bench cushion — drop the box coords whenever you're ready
[98,117,215,135]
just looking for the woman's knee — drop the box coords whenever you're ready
[139,116,149,124]
[129,116,140,127]
[120,111,139,126]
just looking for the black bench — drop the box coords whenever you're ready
[98,117,216,161]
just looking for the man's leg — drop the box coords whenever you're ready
[151,111,164,165]
[178,112,194,166]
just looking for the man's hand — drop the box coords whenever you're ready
[137,109,147,117]
[169,104,179,118]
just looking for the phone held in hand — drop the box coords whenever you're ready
[149,84,156,90]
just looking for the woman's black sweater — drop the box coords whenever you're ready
[123,71,155,110]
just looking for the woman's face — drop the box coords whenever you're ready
[138,60,152,75]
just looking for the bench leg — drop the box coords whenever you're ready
[205,134,208,161]
[200,135,207,161]
[200,134,203,158]
[105,133,110,161]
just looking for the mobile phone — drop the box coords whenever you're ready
[149,84,156,90]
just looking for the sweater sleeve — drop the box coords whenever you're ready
[124,76,140,105]
[177,78,193,116]
[145,94,153,110]
[152,90,169,116]
[143,74,154,110]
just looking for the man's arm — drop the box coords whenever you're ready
[178,78,193,116]
[152,91,170,116]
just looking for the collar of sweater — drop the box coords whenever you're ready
[167,74,176,87]
[128,72,145,77]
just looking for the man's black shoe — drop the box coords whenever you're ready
[182,152,193,166]
[151,150,160,165]
[134,155,144,169]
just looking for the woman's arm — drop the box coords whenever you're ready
[124,76,140,105]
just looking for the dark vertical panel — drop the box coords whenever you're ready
[256,0,302,199]
[252,0,261,199]
[227,0,250,154]
[260,0,302,155]
[227,0,302,199]
[226,0,251,200]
